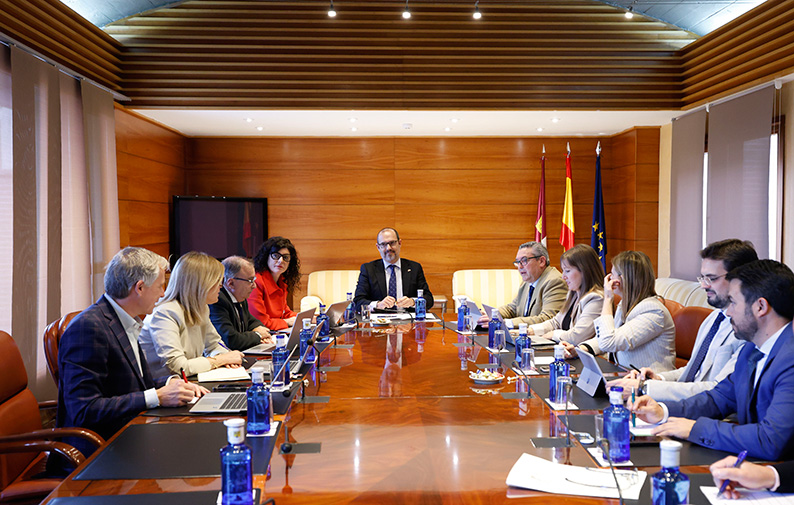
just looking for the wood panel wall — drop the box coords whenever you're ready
[182,130,659,304]
[115,105,186,258]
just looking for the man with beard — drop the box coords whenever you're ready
[608,239,757,401]
[631,259,794,460]
[354,227,434,311]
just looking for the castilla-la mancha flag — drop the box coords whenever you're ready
[534,145,547,246]
[559,143,575,251]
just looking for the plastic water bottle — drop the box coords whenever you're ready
[457,297,469,331]
[604,386,631,463]
[220,418,252,505]
[652,440,689,505]
[271,333,290,388]
[246,369,270,435]
[548,344,570,401]
[415,289,426,321]
[343,292,355,322]
[299,318,316,364]
[488,309,502,348]
[317,303,330,339]
[514,324,529,366]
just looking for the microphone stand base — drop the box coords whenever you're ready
[279,442,322,455]
[296,396,330,404]
[530,437,575,448]
[500,391,533,399]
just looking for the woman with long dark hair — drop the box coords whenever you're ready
[248,236,301,330]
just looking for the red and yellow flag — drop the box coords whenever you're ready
[559,143,575,251]
[534,145,547,246]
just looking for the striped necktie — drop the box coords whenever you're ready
[388,264,397,299]
[683,312,725,383]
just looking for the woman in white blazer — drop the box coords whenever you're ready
[528,244,604,345]
[140,251,245,381]
[566,250,676,372]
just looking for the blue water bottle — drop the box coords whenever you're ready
[299,318,316,364]
[457,296,469,331]
[271,333,290,388]
[343,292,355,322]
[488,309,502,348]
[415,289,426,321]
[515,323,529,365]
[548,344,570,401]
[317,303,330,339]
[604,386,631,463]
[652,440,689,505]
[246,368,270,435]
[220,418,253,505]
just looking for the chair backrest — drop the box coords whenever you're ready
[300,270,360,312]
[43,311,81,386]
[672,306,713,367]
[655,277,710,308]
[452,269,523,309]
[661,297,684,319]
[0,331,45,490]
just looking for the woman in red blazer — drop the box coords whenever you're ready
[248,236,300,331]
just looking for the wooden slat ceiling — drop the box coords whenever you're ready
[105,0,696,109]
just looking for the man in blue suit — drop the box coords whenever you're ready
[632,259,794,460]
[56,247,206,464]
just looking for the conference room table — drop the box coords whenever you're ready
[43,316,718,504]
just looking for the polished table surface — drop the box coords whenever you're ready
[43,318,707,504]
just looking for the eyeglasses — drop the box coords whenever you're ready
[270,252,291,263]
[697,273,727,286]
[377,240,399,249]
[233,277,255,285]
[513,255,542,267]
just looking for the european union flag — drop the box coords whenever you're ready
[590,142,607,269]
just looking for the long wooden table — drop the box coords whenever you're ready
[43,318,710,504]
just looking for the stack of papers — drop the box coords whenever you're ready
[197,367,250,382]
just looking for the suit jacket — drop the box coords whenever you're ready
[773,461,794,493]
[354,258,433,311]
[648,309,743,402]
[529,289,603,345]
[500,266,567,326]
[209,288,265,350]
[667,323,794,460]
[56,296,164,460]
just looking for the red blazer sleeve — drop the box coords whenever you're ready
[247,274,292,331]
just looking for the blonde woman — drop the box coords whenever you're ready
[141,251,244,381]
[565,250,676,372]
[527,244,604,345]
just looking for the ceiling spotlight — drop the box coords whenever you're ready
[256,126,264,131]
[351,127,358,132]
[450,118,459,123]
[328,0,336,17]
[472,0,481,19]
[536,127,544,132]
[444,127,451,132]
[349,117,357,123]
[625,6,634,19]
[402,0,411,18]
[245,117,253,123]
[551,117,560,123]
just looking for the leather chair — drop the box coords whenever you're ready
[0,331,102,504]
[661,297,684,319]
[671,306,713,369]
[43,311,80,387]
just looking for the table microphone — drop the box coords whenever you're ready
[510,360,532,394]
[599,438,624,505]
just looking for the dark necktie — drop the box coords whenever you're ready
[523,285,535,317]
[683,312,726,382]
[388,264,397,299]
[234,302,246,331]
[745,347,765,421]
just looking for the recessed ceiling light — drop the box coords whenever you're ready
[351,127,357,132]
[349,117,357,123]
[403,123,413,130]
[450,118,459,123]
[245,118,253,123]
[256,126,264,131]
[536,127,544,132]
[444,127,451,132]
[551,117,560,123]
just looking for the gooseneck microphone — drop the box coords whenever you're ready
[510,360,532,396]
[599,439,624,505]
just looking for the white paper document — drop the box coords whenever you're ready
[701,486,794,505]
[506,453,646,499]
[586,447,636,468]
[197,367,251,382]
[630,418,660,437]
[544,398,580,411]
[534,356,555,365]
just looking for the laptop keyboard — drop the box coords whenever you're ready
[220,393,247,410]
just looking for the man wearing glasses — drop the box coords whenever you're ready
[354,228,434,312]
[497,241,566,328]
[609,239,757,401]
[209,256,272,350]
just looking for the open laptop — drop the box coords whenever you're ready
[574,348,608,397]
[324,300,351,327]
[243,307,315,355]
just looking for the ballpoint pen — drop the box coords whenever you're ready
[718,450,748,497]
[181,368,189,384]
[629,363,643,377]
[631,387,636,427]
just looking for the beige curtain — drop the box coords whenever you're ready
[2,44,119,399]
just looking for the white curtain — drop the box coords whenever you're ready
[1,44,119,399]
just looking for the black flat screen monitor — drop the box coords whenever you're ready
[172,196,267,260]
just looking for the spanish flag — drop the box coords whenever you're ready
[534,145,547,246]
[559,143,575,251]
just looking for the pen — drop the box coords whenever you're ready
[718,450,748,497]
[631,387,636,427]
[629,363,643,377]
[181,368,189,384]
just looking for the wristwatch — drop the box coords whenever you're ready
[638,378,647,396]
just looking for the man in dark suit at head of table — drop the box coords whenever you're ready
[354,227,434,312]
[55,247,207,468]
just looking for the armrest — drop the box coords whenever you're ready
[38,400,58,409]
[0,440,84,467]
[0,428,104,448]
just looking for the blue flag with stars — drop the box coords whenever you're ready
[591,142,607,269]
